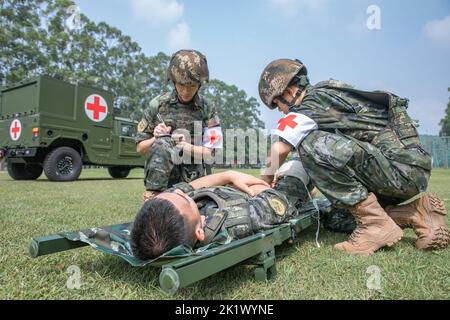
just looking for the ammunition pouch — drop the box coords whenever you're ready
[372,96,431,171]
[191,187,252,244]
[388,96,421,148]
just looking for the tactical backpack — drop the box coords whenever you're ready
[316,80,431,172]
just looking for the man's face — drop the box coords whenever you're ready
[272,97,290,114]
[175,83,200,104]
[156,189,206,240]
[272,85,302,114]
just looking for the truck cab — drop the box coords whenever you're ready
[0,76,145,181]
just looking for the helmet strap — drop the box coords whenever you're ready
[278,87,305,109]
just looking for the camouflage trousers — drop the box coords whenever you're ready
[144,137,205,191]
[298,130,431,208]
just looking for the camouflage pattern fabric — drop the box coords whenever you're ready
[136,90,220,191]
[291,79,431,208]
[258,59,306,108]
[143,136,204,191]
[180,175,321,246]
[320,203,356,234]
[167,49,209,85]
[136,90,219,144]
[63,223,202,267]
[60,177,353,265]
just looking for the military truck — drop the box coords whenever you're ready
[0,76,145,181]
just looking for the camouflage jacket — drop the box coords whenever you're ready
[293,80,390,142]
[173,182,297,247]
[289,79,431,171]
[135,90,220,144]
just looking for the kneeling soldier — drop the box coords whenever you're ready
[258,58,450,255]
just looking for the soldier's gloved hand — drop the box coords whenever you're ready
[153,123,171,137]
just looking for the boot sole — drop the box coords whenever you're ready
[417,226,450,250]
[427,194,447,216]
[416,194,450,250]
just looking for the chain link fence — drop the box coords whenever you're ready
[420,135,450,168]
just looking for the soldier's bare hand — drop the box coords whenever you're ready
[154,123,171,137]
[227,171,270,197]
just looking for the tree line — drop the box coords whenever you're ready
[0,0,264,132]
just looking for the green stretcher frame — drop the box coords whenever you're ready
[29,213,313,295]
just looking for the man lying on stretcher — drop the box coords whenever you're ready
[131,160,328,260]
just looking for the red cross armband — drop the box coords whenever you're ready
[203,126,223,149]
[273,113,318,148]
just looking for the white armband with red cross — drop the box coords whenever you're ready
[273,113,318,148]
[203,126,223,149]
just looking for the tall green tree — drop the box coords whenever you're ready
[0,0,264,134]
[201,79,264,130]
[439,88,450,136]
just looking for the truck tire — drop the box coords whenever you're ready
[108,166,130,179]
[7,162,43,180]
[43,147,82,181]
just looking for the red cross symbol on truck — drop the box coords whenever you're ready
[86,96,107,121]
[277,114,298,131]
[11,120,21,139]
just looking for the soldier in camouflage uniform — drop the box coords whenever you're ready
[258,59,450,255]
[130,160,319,260]
[136,50,222,202]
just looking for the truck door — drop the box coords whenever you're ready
[118,121,139,157]
[77,85,114,163]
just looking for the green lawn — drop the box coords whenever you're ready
[0,167,449,300]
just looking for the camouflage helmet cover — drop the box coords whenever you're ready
[258,59,307,109]
[167,49,209,85]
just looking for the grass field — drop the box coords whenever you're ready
[0,167,449,300]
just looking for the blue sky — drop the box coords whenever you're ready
[74,0,450,134]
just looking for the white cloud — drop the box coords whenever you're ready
[130,0,184,25]
[269,0,330,16]
[423,15,450,49]
[167,21,191,50]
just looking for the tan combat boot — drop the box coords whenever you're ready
[385,194,450,250]
[142,190,161,203]
[334,193,403,256]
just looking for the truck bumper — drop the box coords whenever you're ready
[4,148,38,159]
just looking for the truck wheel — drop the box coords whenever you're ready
[43,147,82,181]
[108,166,130,179]
[7,162,43,180]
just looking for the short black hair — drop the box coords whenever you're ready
[131,198,198,260]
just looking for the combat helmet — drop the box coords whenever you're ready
[167,50,209,85]
[258,59,309,109]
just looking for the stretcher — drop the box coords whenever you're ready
[29,209,316,295]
